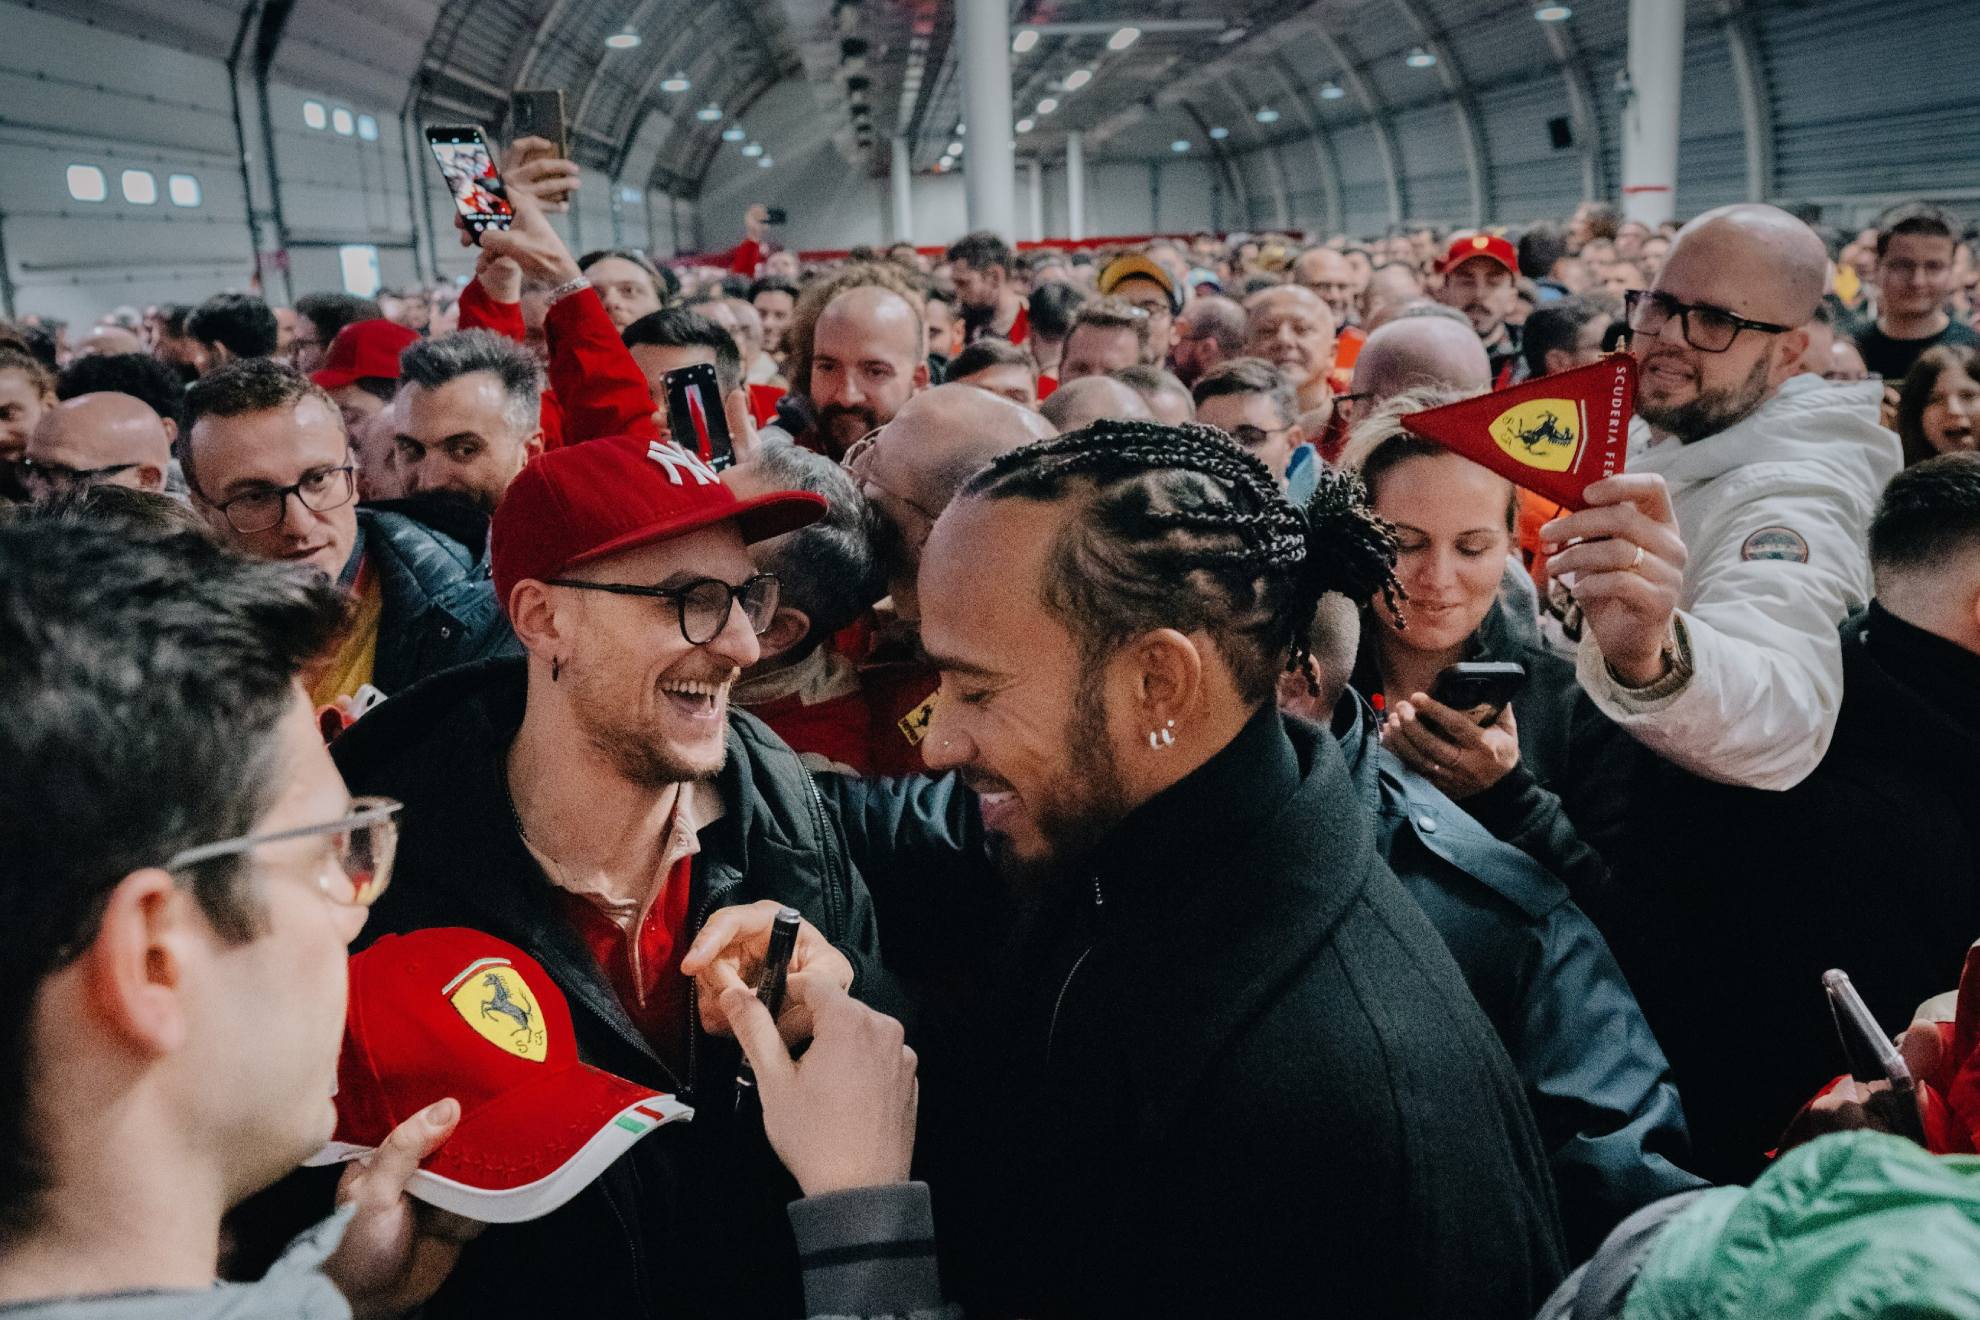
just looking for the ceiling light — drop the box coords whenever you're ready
[1534,3,1572,17]
[1037,96,1059,115]
[1320,81,1346,100]
[1108,26,1140,51]
[659,72,690,92]
[696,104,723,121]
[1216,27,1247,44]
[721,125,746,141]
[956,122,966,135]
[948,139,964,155]
[1208,125,1229,140]
[1406,47,1437,68]
[1012,28,1039,53]
[1015,116,1036,133]
[1254,106,1280,123]
[604,29,640,49]
[741,141,763,157]
[1063,68,1092,91]
[1170,139,1190,153]
[758,157,774,169]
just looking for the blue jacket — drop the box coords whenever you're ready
[356,506,517,695]
[1332,692,1708,1256]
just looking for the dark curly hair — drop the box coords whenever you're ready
[961,420,1402,703]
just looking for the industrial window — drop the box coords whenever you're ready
[357,114,379,141]
[66,164,107,202]
[121,169,157,205]
[304,99,327,130]
[339,244,381,298]
[332,107,355,136]
[168,173,201,207]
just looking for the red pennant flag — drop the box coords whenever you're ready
[1399,355,1635,511]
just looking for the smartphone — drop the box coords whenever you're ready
[664,362,734,471]
[425,125,514,240]
[1428,661,1527,726]
[509,89,569,160]
[764,207,788,226]
[1824,968,1928,1145]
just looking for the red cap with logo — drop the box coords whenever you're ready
[310,319,422,391]
[305,928,692,1223]
[490,435,826,615]
[1438,232,1519,277]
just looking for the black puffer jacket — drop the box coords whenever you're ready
[357,506,516,694]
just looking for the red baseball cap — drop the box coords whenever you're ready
[1439,232,1519,277]
[306,928,692,1223]
[310,319,421,391]
[491,434,825,615]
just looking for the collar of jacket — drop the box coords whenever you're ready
[1847,601,1980,743]
[356,507,495,692]
[1636,374,1892,476]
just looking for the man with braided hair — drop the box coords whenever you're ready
[767,420,1567,1315]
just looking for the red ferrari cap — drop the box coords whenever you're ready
[490,435,826,616]
[310,319,421,391]
[1438,232,1519,276]
[305,928,692,1223]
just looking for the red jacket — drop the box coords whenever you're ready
[457,278,658,448]
[735,649,875,775]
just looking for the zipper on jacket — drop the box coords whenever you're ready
[1046,876,1105,1068]
[686,875,745,1100]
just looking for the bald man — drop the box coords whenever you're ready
[21,392,174,498]
[1544,202,1902,791]
[1350,315,1492,408]
[808,284,930,459]
[1039,375,1154,434]
[75,324,145,359]
[1362,264,1428,332]
[1244,285,1336,427]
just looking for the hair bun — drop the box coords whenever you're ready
[1298,466,1406,616]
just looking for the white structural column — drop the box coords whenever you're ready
[890,137,914,243]
[1026,159,1045,240]
[955,0,1017,238]
[1620,0,1684,226]
[1065,130,1087,241]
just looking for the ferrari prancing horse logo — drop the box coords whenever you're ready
[1488,398,1582,474]
[446,959,548,1062]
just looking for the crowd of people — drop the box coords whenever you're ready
[5,124,1980,1319]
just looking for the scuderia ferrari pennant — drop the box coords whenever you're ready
[1399,356,1635,511]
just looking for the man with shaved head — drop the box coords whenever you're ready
[1039,374,1154,433]
[1294,247,1359,328]
[1363,262,1428,332]
[1350,314,1493,407]
[1245,284,1337,431]
[20,393,174,498]
[807,283,930,459]
[1543,203,1902,791]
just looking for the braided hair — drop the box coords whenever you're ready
[960,420,1403,703]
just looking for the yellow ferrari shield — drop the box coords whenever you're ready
[448,961,548,1062]
[1489,399,1581,473]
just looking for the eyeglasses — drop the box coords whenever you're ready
[543,573,780,646]
[844,428,943,524]
[204,466,357,534]
[165,797,401,908]
[1227,422,1296,450]
[1624,290,1793,354]
[17,457,142,495]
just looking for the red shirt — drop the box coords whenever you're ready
[737,648,875,774]
[558,854,695,1071]
[747,383,786,429]
[456,278,658,449]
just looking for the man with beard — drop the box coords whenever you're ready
[1436,233,1522,384]
[324,434,890,1317]
[946,230,1028,346]
[393,331,546,516]
[747,422,1567,1316]
[1541,203,1901,790]
[805,284,930,459]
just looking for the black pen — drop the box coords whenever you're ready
[735,906,802,1106]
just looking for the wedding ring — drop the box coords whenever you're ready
[1629,545,1645,572]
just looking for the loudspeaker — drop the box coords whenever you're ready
[1547,117,1574,150]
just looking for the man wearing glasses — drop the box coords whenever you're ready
[0,515,475,1316]
[18,391,174,498]
[182,358,515,709]
[1541,203,1902,792]
[323,433,891,1316]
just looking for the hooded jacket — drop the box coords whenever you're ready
[322,658,884,1319]
[823,709,1567,1318]
[1578,376,1901,790]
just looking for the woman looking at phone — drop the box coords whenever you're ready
[1345,393,1624,851]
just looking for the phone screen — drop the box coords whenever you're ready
[426,127,514,236]
[664,363,734,471]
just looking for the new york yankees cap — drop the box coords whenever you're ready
[490,433,826,616]
[305,927,692,1224]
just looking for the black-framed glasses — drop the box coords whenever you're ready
[1227,423,1296,450]
[1624,289,1793,354]
[17,457,142,495]
[165,796,401,908]
[204,465,357,534]
[544,573,780,645]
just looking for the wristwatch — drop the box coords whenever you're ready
[1610,616,1693,699]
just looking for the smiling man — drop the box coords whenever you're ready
[1244,284,1337,430]
[183,359,515,705]
[394,330,546,515]
[326,433,888,1317]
